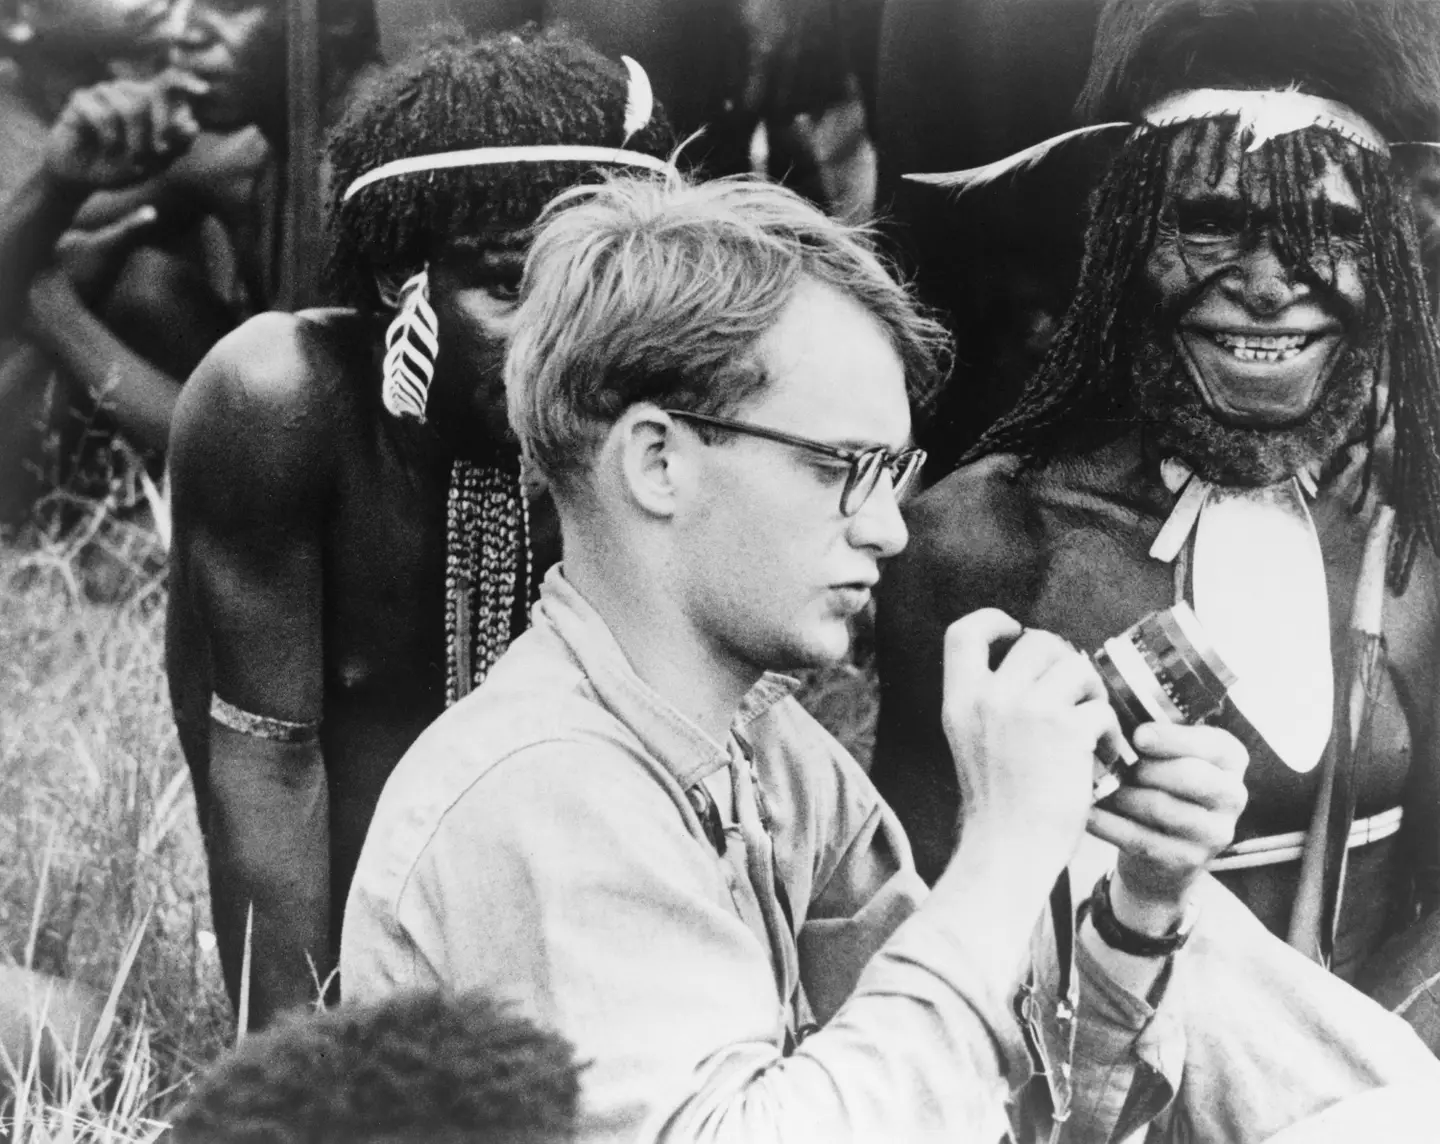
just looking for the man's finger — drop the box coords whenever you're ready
[119,90,155,162]
[991,627,1077,686]
[943,608,1023,695]
[1031,646,1107,707]
[68,90,119,153]
[147,83,178,154]
[97,205,160,248]
[1100,783,1235,848]
[1126,756,1251,814]
[1085,805,1211,869]
[158,68,213,101]
[1131,722,1249,774]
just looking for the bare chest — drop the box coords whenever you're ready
[1024,488,1437,835]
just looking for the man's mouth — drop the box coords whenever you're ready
[1208,330,1315,362]
[1177,327,1344,426]
[830,583,874,614]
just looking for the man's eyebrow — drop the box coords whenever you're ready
[826,435,916,454]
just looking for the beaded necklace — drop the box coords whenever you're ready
[443,458,534,705]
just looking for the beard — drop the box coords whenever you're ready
[1129,315,1376,488]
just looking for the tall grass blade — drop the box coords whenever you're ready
[236,903,254,1042]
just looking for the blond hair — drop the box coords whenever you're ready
[505,172,950,494]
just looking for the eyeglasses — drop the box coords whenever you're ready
[665,409,926,517]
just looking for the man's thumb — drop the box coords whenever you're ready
[101,205,159,247]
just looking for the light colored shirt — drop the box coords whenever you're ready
[342,569,1177,1142]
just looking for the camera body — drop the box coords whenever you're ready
[1090,602,1237,798]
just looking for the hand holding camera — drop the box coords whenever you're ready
[941,605,1250,931]
[941,608,1123,882]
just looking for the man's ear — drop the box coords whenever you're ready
[613,404,686,518]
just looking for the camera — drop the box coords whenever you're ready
[1090,602,1237,799]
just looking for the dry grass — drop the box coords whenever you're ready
[0,458,232,1141]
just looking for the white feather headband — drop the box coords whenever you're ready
[343,55,666,203]
[906,86,1438,197]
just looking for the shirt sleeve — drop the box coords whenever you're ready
[376,740,1034,1144]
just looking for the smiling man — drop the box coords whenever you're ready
[873,0,1440,1043]
[166,29,672,1030]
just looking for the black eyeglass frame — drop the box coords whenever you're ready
[664,409,926,517]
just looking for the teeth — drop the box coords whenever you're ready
[1210,331,1311,362]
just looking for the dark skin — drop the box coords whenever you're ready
[874,130,1440,1007]
[0,1,287,466]
[166,243,561,1028]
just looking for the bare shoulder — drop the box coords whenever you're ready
[169,309,372,526]
[888,453,1044,618]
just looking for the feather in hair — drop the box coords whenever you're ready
[382,269,440,422]
[905,123,1131,197]
[621,56,654,146]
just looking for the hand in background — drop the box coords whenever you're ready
[45,71,210,190]
[51,205,161,303]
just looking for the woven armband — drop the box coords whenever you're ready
[210,695,320,744]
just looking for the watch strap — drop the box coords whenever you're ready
[1082,871,1195,957]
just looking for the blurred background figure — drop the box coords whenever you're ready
[168,991,581,1144]
[0,0,376,527]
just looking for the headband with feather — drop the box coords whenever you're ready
[344,55,666,202]
[905,87,1435,200]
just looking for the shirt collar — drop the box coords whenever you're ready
[533,565,800,790]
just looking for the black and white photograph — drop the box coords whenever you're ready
[2,0,1439,1139]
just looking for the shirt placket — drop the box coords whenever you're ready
[728,735,803,1048]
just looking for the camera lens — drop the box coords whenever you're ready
[1091,602,1237,757]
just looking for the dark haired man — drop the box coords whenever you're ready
[168,991,580,1144]
[166,28,673,1030]
[874,0,1440,1047]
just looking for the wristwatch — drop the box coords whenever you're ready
[1081,871,1196,957]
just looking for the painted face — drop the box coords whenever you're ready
[168,0,282,130]
[1134,121,1376,484]
[421,238,526,450]
[675,276,912,675]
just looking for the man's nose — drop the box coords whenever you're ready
[157,0,193,42]
[1226,232,1310,316]
[166,0,207,53]
[850,473,909,559]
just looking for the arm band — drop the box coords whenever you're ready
[210,694,321,744]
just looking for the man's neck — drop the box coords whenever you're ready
[563,546,759,746]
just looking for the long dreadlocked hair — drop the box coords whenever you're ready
[323,25,675,312]
[968,0,1440,592]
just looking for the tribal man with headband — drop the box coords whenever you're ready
[166,28,672,1029]
[874,0,1440,1044]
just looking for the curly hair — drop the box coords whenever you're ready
[167,991,581,1144]
[505,171,953,495]
[323,26,675,310]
